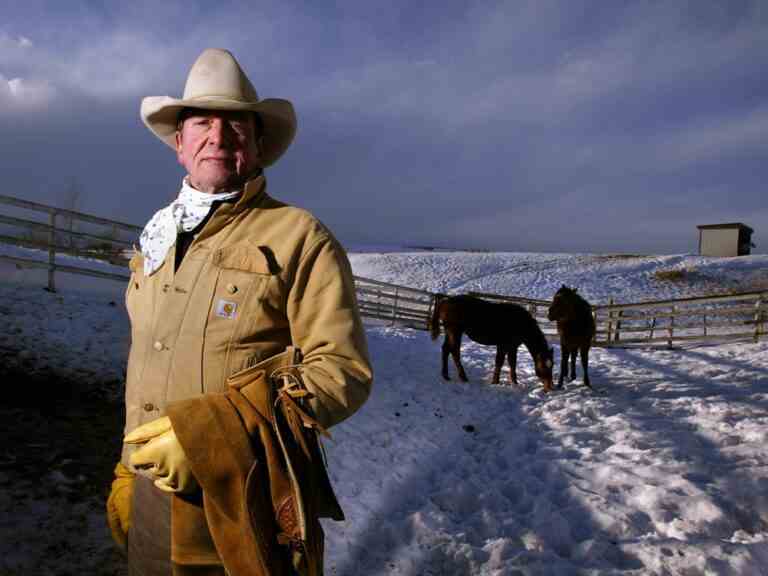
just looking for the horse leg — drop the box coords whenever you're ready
[580,345,592,388]
[441,337,451,381]
[507,347,518,386]
[492,346,504,385]
[569,347,577,382]
[450,331,468,382]
[558,345,567,388]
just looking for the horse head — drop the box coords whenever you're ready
[533,346,555,392]
[548,285,576,321]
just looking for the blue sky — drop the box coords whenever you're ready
[1,1,767,253]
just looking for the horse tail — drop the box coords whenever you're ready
[430,294,445,340]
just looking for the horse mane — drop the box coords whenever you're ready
[524,309,550,353]
[558,285,590,308]
[430,293,446,340]
[555,285,595,335]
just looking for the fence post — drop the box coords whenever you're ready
[606,298,615,344]
[649,316,656,343]
[392,287,399,325]
[615,309,623,342]
[591,308,598,345]
[47,210,57,292]
[755,293,765,343]
[667,305,676,348]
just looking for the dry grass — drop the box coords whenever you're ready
[653,268,693,282]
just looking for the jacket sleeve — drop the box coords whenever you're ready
[286,231,373,429]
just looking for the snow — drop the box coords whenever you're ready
[1,245,767,575]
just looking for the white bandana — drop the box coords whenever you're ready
[139,178,242,276]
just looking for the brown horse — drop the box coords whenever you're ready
[547,285,596,388]
[430,294,554,391]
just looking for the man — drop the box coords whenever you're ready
[106,48,372,576]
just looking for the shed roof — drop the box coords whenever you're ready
[696,222,754,233]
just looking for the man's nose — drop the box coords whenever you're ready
[207,119,233,146]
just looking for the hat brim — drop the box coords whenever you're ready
[140,96,296,167]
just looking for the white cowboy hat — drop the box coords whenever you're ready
[140,48,296,167]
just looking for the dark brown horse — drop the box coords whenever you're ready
[430,294,554,391]
[547,285,596,388]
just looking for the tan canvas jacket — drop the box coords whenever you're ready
[122,175,372,466]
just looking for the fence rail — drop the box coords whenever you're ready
[0,194,141,290]
[467,289,767,348]
[354,276,434,330]
[1,195,765,348]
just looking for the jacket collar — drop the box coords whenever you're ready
[232,174,267,213]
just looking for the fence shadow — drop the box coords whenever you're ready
[330,331,643,575]
[602,348,768,535]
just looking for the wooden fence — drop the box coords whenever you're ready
[593,291,767,347]
[0,194,435,328]
[354,276,434,330]
[1,195,764,347]
[466,290,767,348]
[0,194,140,290]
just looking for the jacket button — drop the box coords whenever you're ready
[143,402,155,412]
[153,341,164,351]
[226,283,238,294]
[162,284,170,293]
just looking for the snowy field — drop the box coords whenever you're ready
[1,246,767,575]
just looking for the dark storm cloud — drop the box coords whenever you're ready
[1,0,767,253]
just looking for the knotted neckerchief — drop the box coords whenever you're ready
[139,178,242,276]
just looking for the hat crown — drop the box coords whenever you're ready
[182,48,259,103]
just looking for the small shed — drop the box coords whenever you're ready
[697,223,754,257]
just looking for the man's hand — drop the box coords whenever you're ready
[124,416,198,494]
[106,462,135,551]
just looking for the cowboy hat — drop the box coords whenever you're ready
[140,48,296,167]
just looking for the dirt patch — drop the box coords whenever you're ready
[0,364,127,575]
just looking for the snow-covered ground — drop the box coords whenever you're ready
[1,246,767,575]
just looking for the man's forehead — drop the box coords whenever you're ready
[182,109,252,121]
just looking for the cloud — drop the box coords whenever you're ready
[0,73,55,111]
[656,107,768,166]
[0,32,33,51]
[295,1,767,135]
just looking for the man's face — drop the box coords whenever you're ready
[175,109,261,193]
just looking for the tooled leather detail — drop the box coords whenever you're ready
[276,495,300,540]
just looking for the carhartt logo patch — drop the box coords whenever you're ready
[215,299,238,319]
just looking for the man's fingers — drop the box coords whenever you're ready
[129,437,166,472]
[124,416,172,444]
[154,477,179,493]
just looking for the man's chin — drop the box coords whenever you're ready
[190,173,245,194]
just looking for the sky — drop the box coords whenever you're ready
[1,0,767,254]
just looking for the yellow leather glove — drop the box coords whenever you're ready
[106,461,135,551]
[124,416,198,494]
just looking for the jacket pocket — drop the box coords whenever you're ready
[206,244,287,382]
